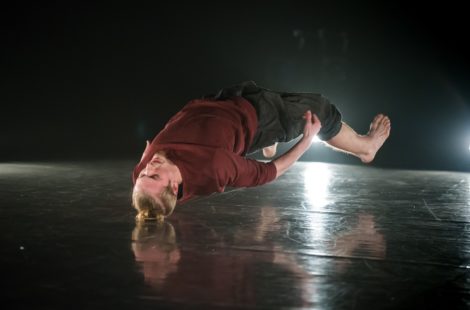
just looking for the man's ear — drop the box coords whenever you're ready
[170,181,179,196]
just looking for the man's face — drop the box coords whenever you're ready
[134,153,177,199]
[131,222,181,287]
[133,243,181,286]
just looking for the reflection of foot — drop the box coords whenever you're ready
[361,114,391,163]
[262,143,278,158]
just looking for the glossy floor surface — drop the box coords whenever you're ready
[2,161,470,309]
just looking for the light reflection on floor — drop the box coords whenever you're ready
[1,160,470,309]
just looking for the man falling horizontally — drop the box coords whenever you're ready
[132,81,391,221]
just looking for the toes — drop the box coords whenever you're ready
[374,114,384,123]
[370,114,384,131]
[382,116,391,136]
[382,116,391,127]
[377,114,388,123]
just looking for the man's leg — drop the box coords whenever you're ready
[216,81,390,162]
[325,114,391,163]
[262,143,278,158]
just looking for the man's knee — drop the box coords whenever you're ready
[317,102,342,141]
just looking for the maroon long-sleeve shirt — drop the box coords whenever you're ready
[132,96,277,203]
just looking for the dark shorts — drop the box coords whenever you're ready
[210,81,342,154]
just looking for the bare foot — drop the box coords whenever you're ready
[360,114,391,163]
[262,143,278,158]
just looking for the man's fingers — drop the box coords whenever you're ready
[304,111,321,124]
[303,110,312,120]
[312,113,321,125]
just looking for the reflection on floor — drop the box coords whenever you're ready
[1,161,470,309]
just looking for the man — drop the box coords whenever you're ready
[132,81,391,221]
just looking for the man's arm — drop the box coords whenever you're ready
[272,111,321,179]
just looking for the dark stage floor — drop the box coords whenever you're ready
[1,161,470,309]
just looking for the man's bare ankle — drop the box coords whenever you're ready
[262,143,278,158]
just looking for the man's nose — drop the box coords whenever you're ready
[145,163,159,174]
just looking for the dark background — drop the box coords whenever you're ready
[1,1,469,172]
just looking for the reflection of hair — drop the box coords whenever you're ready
[132,184,177,221]
[132,221,177,252]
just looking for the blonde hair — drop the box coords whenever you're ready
[132,184,177,221]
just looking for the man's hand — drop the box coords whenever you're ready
[301,110,322,145]
[272,110,322,179]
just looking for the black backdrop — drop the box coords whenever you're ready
[2,1,469,172]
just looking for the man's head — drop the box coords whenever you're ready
[132,152,180,221]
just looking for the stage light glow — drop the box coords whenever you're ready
[468,177,470,206]
[303,162,332,208]
[303,162,332,278]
